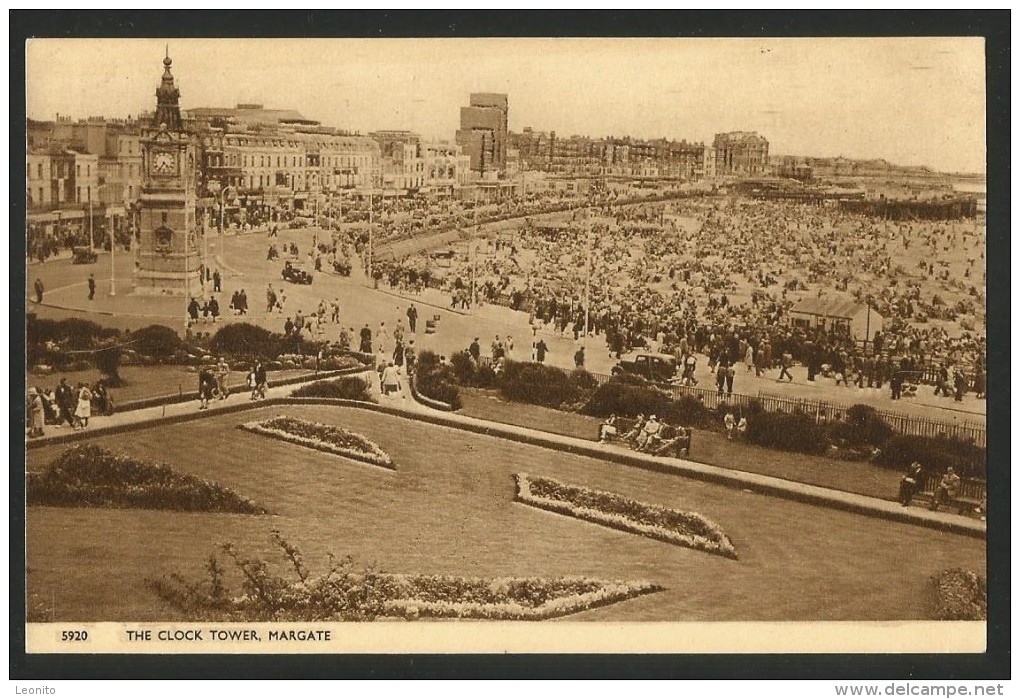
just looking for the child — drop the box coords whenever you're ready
[724,410,736,440]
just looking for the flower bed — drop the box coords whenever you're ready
[375,574,660,620]
[27,444,266,514]
[514,473,737,559]
[239,415,394,469]
[927,568,987,620]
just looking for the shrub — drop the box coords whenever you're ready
[27,315,119,350]
[413,351,461,409]
[829,404,894,447]
[131,324,183,361]
[497,361,587,408]
[744,411,829,455]
[927,568,986,620]
[27,444,266,514]
[291,376,372,401]
[874,434,986,479]
[210,323,282,359]
[582,376,709,426]
[91,343,124,386]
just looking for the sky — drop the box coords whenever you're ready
[26,38,986,174]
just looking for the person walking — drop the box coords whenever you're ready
[535,338,548,364]
[216,357,230,401]
[87,273,96,301]
[34,278,44,304]
[380,361,403,398]
[574,345,585,369]
[55,377,76,428]
[407,304,418,334]
[359,324,373,354]
[778,352,794,382]
[213,269,221,293]
[198,365,216,410]
[27,387,45,438]
[74,381,93,429]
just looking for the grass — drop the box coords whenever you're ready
[457,387,904,501]
[26,404,984,622]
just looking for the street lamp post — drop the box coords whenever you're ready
[584,206,593,341]
[368,191,374,282]
[109,208,116,296]
[219,185,235,271]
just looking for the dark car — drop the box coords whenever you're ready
[72,246,98,264]
[611,351,678,383]
[282,261,313,285]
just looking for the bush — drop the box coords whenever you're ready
[927,568,986,620]
[497,361,588,408]
[210,323,283,359]
[91,343,124,386]
[291,376,372,401]
[744,411,829,455]
[27,315,119,350]
[874,434,986,479]
[828,404,894,448]
[131,324,183,361]
[414,351,461,409]
[28,444,266,514]
[583,376,709,427]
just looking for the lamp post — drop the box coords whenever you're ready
[584,205,593,342]
[218,185,236,271]
[109,207,116,296]
[368,191,374,282]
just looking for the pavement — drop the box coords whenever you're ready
[25,367,986,540]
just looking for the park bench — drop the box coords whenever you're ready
[599,416,693,458]
[913,474,986,516]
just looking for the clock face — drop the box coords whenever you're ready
[151,151,176,176]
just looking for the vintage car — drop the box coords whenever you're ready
[611,351,678,383]
[72,246,98,264]
[282,261,313,285]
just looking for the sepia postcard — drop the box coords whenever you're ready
[19,29,996,663]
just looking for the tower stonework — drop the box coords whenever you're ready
[134,52,202,296]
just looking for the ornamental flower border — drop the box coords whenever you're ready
[376,574,661,621]
[239,415,394,469]
[514,473,738,560]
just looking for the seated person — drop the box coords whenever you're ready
[621,414,646,443]
[635,415,662,451]
[929,466,962,512]
[651,424,688,456]
[599,414,619,442]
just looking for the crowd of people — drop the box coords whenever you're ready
[371,195,985,398]
[25,376,115,438]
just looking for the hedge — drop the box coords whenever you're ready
[743,411,829,455]
[414,351,462,409]
[291,376,372,401]
[874,433,986,479]
[28,444,266,514]
[497,361,590,408]
[130,324,185,361]
[582,376,710,427]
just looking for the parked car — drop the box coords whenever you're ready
[611,351,677,383]
[282,261,313,285]
[72,246,98,264]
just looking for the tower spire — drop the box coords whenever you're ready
[153,49,182,130]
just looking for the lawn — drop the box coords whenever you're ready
[457,388,904,501]
[26,404,984,622]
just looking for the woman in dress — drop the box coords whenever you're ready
[27,387,45,438]
[74,382,93,430]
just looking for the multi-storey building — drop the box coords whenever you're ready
[509,129,715,181]
[713,131,769,175]
[456,93,508,177]
[187,104,382,211]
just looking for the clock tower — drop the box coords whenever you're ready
[134,51,203,296]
